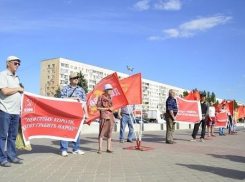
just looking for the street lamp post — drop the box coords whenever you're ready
[127,66,134,76]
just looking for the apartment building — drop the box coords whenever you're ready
[40,57,186,112]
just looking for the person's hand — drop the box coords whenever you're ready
[18,87,24,93]
[73,97,81,102]
[118,115,122,119]
[108,107,113,112]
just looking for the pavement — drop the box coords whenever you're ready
[0,127,245,182]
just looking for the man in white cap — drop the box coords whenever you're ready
[0,56,24,167]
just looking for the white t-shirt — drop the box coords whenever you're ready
[209,106,216,117]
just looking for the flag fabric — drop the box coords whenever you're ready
[183,90,200,101]
[175,97,202,124]
[215,112,228,128]
[86,72,128,124]
[183,92,194,100]
[21,92,85,145]
[238,106,245,119]
[119,73,142,105]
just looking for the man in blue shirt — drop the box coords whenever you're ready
[165,89,178,144]
[60,72,89,157]
[118,105,135,143]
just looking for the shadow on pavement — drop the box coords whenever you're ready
[207,154,245,164]
[177,163,245,180]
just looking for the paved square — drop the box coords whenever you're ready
[0,127,244,182]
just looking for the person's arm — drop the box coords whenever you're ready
[118,109,122,119]
[1,87,24,95]
[167,100,176,120]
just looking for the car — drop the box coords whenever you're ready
[135,119,149,124]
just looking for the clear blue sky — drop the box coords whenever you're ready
[0,0,245,103]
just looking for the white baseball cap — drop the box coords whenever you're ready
[6,56,21,63]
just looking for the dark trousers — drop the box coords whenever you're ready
[192,119,207,139]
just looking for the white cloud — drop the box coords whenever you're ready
[163,29,179,37]
[149,15,232,40]
[154,0,182,11]
[133,0,151,11]
[180,16,232,31]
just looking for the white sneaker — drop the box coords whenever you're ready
[61,151,68,157]
[190,139,196,142]
[72,150,85,155]
[200,138,204,142]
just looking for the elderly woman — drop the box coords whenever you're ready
[97,84,115,154]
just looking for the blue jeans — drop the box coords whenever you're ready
[219,127,225,135]
[119,114,134,141]
[0,110,20,163]
[60,134,80,152]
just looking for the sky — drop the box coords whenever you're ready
[0,0,245,103]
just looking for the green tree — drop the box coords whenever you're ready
[78,71,88,93]
[234,100,238,109]
[20,83,24,88]
[183,91,189,97]
[54,87,61,98]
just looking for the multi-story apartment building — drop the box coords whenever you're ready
[40,58,187,112]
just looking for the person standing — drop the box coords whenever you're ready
[207,101,216,137]
[0,56,24,167]
[97,84,115,154]
[60,72,89,157]
[190,92,209,142]
[118,105,135,143]
[165,89,178,144]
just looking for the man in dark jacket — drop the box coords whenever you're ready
[190,92,209,142]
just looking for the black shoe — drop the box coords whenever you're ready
[10,158,23,164]
[0,161,11,167]
[127,139,133,143]
[166,141,173,144]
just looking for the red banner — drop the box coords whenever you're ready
[21,92,85,145]
[86,72,128,124]
[183,90,200,101]
[119,73,142,105]
[215,112,228,128]
[175,97,202,124]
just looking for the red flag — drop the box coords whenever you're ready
[21,92,85,145]
[215,112,228,128]
[183,92,195,100]
[119,73,142,105]
[176,97,202,124]
[238,106,245,119]
[86,72,128,124]
[214,104,222,112]
[193,90,200,100]
[226,101,234,116]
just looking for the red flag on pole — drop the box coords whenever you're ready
[119,73,142,105]
[86,72,128,124]
[238,106,245,119]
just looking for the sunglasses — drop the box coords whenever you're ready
[71,77,79,80]
[10,61,21,66]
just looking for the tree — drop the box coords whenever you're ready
[78,71,88,93]
[20,83,24,88]
[234,100,238,109]
[183,91,189,97]
[54,87,61,98]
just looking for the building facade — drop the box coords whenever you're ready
[40,57,187,112]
